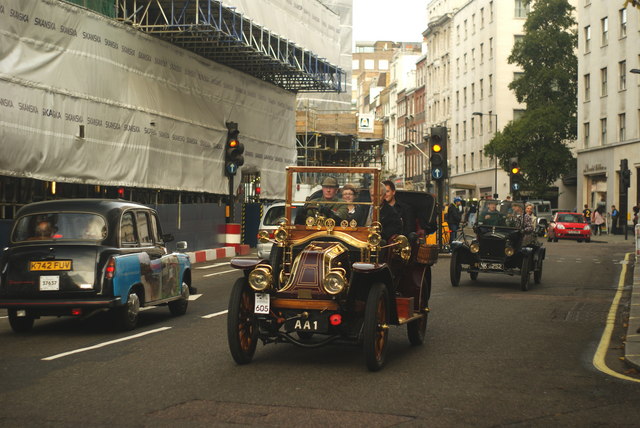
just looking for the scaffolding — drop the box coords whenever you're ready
[115,0,345,93]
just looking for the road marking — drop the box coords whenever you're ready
[203,269,237,278]
[202,310,228,319]
[196,262,230,270]
[42,327,172,361]
[592,252,640,383]
[189,294,202,301]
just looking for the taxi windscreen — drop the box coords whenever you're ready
[12,213,107,242]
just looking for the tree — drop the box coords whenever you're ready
[484,0,577,197]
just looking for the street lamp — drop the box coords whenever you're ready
[473,111,499,198]
[630,69,640,74]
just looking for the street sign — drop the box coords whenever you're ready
[432,168,443,179]
[226,163,237,175]
[512,182,520,191]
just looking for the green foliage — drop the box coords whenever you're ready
[485,0,577,197]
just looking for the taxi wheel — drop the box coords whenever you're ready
[227,278,258,365]
[450,251,461,287]
[521,257,531,291]
[168,282,189,316]
[116,290,140,331]
[8,309,34,333]
[363,283,389,371]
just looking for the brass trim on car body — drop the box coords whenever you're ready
[287,230,372,249]
[279,241,349,294]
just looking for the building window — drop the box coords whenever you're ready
[379,60,389,70]
[480,78,484,99]
[471,48,475,68]
[480,43,484,63]
[489,37,494,58]
[471,117,475,136]
[464,53,467,72]
[601,67,607,96]
[584,122,590,147]
[600,118,607,144]
[601,17,608,46]
[480,8,485,28]
[464,19,468,39]
[472,14,476,34]
[464,87,467,106]
[463,120,467,140]
[619,8,627,38]
[490,1,494,22]
[456,123,459,141]
[364,59,374,70]
[479,112,484,134]
[584,25,591,53]
[471,83,475,103]
[352,60,359,70]
[479,150,483,168]
[456,57,460,76]
[619,60,626,91]
[584,73,590,101]
[456,90,460,109]
[463,154,467,172]
[455,156,459,174]
[489,74,493,95]
[515,0,529,18]
[471,152,475,170]
[619,113,626,141]
[457,25,460,44]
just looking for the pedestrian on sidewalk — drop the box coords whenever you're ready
[611,205,619,234]
[583,204,592,225]
[467,200,478,225]
[633,204,639,227]
[591,208,605,235]
[446,197,463,241]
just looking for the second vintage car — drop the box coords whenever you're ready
[227,166,438,371]
[0,199,192,332]
[450,199,545,291]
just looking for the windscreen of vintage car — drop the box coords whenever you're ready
[477,200,524,228]
[12,213,107,242]
[290,172,375,228]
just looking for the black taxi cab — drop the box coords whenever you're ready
[0,199,192,332]
[227,166,438,371]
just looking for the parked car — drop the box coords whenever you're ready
[450,199,546,291]
[227,166,438,371]
[547,212,591,243]
[0,199,192,332]
[256,202,302,260]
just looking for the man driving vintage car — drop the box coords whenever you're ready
[480,200,506,226]
[301,176,348,221]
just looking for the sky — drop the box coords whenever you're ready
[352,0,427,44]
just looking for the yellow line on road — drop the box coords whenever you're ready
[592,252,640,383]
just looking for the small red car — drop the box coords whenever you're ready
[547,212,591,243]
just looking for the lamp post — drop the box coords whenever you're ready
[473,111,499,198]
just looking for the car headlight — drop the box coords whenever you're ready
[323,270,347,295]
[556,224,565,229]
[257,230,270,243]
[470,242,480,253]
[249,265,273,291]
[274,227,288,243]
[504,246,515,257]
[368,231,382,247]
[584,225,590,231]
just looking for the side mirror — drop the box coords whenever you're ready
[176,241,188,252]
[163,233,175,243]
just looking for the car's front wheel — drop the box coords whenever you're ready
[363,283,389,371]
[168,282,190,316]
[521,256,531,291]
[8,309,34,333]
[227,277,258,365]
[116,289,141,331]
[450,251,462,287]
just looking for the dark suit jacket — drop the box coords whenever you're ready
[380,202,403,240]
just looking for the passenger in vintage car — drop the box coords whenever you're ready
[481,201,506,226]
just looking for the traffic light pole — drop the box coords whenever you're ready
[227,175,234,223]
[436,179,444,252]
[620,159,629,240]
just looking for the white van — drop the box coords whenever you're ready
[256,202,302,259]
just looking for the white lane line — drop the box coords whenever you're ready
[195,262,230,270]
[42,327,172,361]
[0,316,7,319]
[202,310,228,319]
[189,294,202,301]
[203,269,237,278]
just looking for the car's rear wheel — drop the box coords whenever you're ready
[168,282,190,316]
[534,259,543,284]
[8,309,34,333]
[227,277,258,365]
[363,283,389,371]
[521,257,531,291]
[407,268,430,346]
[450,251,461,287]
[116,289,140,331]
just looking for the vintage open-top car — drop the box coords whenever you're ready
[227,166,438,371]
[0,199,192,332]
[450,199,545,291]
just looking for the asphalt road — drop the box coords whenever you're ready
[1,239,639,427]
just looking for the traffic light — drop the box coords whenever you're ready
[224,122,244,176]
[621,158,631,189]
[429,126,448,180]
[508,157,521,193]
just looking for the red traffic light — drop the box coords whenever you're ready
[228,139,239,148]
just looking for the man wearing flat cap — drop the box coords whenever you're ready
[304,176,348,221]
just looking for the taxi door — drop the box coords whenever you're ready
[134,211,165,303]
